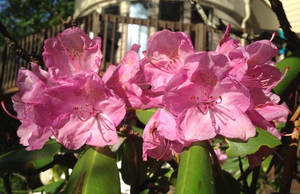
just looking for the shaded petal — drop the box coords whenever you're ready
[102,64,117,83]
[246,40,278,66]
[184,52,230,85]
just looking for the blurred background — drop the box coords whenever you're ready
[1,0,300,193]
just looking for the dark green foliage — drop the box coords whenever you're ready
[0,0,74,40]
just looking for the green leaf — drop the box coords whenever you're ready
[226,128,281,157]
[222,157,249,179]
[262,155,272,173]
[63,148,120,194]
[176,141,215,194]
[0,140,60,176]
[274,52,300,95]
[120,137,162,188]
[136,108,157,125]
[45,180,65,194]
[215,170,241,194]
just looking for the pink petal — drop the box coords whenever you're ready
[246,40,278,66]
[17,121,52,151]
[216,24,241,55]
[86,113,118,147]
[216,106,256,140]
[179,108,217,142]
[213,78,251,112]
[43,27,102,78]
[184,52,230,85]
[52,113,92,150]
[255,103,289,123]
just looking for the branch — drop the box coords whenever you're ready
[279,106,300,194]
[206,141,222,176]
[249,166,260,193]
[0,21,44,66]
[269,0,300,51]
[189,0,215,28]
[26,152,77,176]
[239,157,249,194]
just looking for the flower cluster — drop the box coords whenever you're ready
[12,27,125,150]
[11,26,288,161]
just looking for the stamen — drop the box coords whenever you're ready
[147,55,178,74]
[280,128,299,137]
[191,95,222,115]
[215,112,228,126]
[270,32,276,42]
[73,105,96,122]
[1,101,23,120]
[97,114,114,143]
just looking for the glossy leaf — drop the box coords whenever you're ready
[226,128,281,157]
[45,180,65,194]
[176,141,215,194]
[136,108,157,125]
[120,136,162,188]
[222,157,249,179]
[262,155,272,173]
[0,140,60,176]
[63,148,120,194]
[274,52,300,95]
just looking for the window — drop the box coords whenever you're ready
[159,1,183,21]
[128,2,149,56]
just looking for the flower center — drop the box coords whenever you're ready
[147,54,180,74]
[191,95,222,114]
[242,71,272,89]
[72,103,96,121]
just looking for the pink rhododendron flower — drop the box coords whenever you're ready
[143,109,185,161]
[247,103,289,139]
[164,52,256,142]
[217,25,286,102]
[11,63,53,150]
[216,25,289,139]
[10,27,127,150]
[45,73,126,149]
[103,44,143,107]
[43,27,102,79]
[141,30,195,91]
[103,44,163,109]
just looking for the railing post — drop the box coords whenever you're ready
[0,45,7,92]
[92,12,100,37]
[195,23,207,51]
